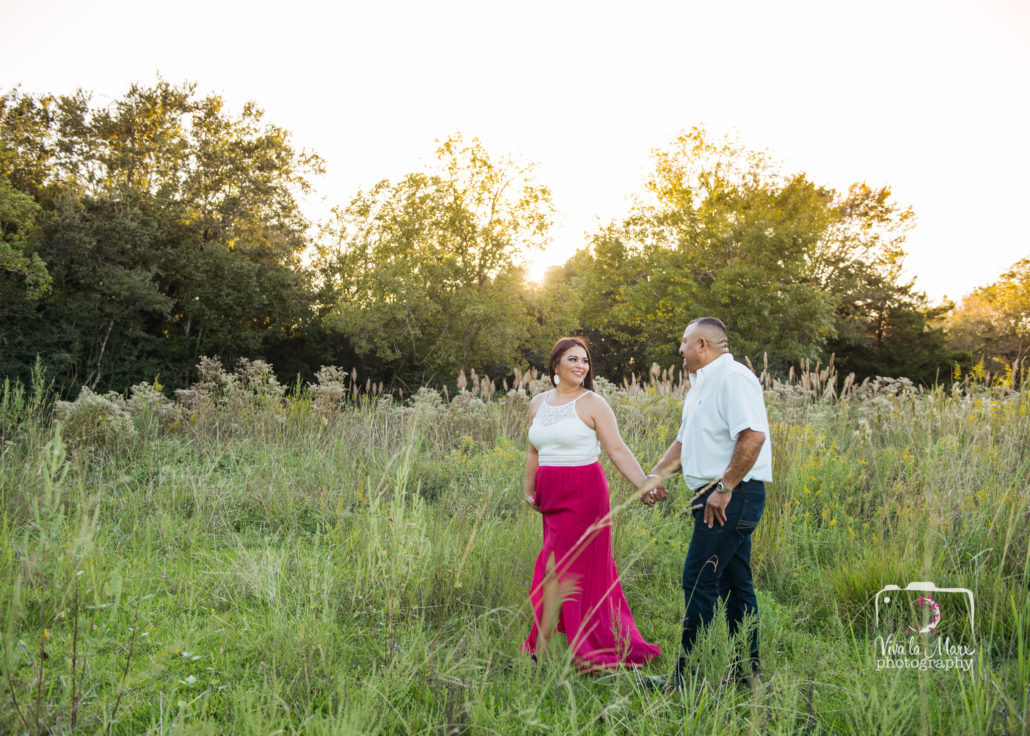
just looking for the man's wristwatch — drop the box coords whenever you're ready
[715,481,733,494]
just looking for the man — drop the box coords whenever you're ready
[643,317,773,690]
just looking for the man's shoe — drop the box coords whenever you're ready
[721,663,763,691]
[637,669,685,693]
[749,668,763,693]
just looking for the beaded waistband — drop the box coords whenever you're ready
[538,456,599,467]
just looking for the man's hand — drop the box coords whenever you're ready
[641,443,681,508]
[704,489,731,528]
[641,481,667,507]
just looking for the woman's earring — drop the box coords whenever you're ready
[553,375,559,386]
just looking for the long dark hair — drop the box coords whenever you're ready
[547,336,594,391]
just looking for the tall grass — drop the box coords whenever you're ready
[1,359,1027,734]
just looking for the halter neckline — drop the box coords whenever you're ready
[544,389,588,408]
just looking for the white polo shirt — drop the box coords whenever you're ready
[677,353,773,489]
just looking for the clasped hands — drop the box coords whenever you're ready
[639,473,667,507]
[639,473,731,527]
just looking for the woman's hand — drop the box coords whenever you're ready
[525,494,540,511]
[640,478,667,506]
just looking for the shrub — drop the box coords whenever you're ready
[126,381,181,431]
[54,386,135,447]
[309,365,353,416]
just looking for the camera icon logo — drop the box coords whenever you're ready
[874,581,976,638]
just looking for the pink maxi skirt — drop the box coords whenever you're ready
[522,462,660,669]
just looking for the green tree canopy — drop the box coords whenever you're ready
[318,135,565,385]
[0,81,323,391]
[0,81,960,393]
[0,165,49,299]
[567,129,837,375]
[814,183,953,383]
[948,258,1030,386]
[566,128,950,382]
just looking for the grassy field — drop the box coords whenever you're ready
[1,360,1028,735]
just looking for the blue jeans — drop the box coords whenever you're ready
[679,480,765,674]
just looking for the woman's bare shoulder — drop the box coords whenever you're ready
[577,391,613,424]
[579,390,611,410]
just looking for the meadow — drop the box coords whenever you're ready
[1,359,1027,735]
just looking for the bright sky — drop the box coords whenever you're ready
[3,0,1028,303]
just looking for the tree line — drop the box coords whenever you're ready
[1,81,1025,396]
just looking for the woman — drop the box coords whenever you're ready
[521,336,661,670]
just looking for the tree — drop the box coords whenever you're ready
[560,226,652,378]
[0,167,49,299]
[0,81,324,391]
[814,183,953,384]
[569,128,951,383]
[518,265,583,372]
[948,258,1030,388]
[570,128,837,376]
[319,134,557,385]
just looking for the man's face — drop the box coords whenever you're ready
[679,326,703,373]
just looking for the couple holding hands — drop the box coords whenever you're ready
[521,318,773,689]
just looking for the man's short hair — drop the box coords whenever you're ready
[688,317,728,342]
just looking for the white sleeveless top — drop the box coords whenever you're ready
[528,391,601,467]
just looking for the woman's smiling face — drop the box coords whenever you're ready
[556,345,589,387]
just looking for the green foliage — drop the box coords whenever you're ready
[817,183,955,383]
[0,81,323,393]
[0,83,966,395]
[54,381,181,448]
[0,167,49,299]
[568,129,839,375]
[948,258,1030,386]
[319,134,560,384]
[566,129,952,382]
